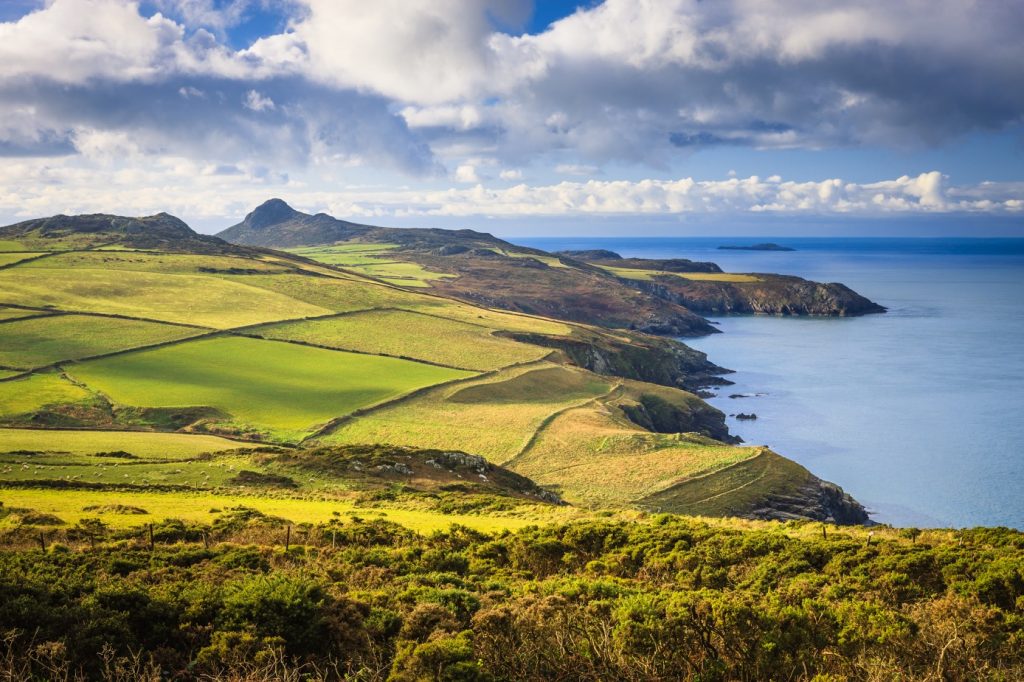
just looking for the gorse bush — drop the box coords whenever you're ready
[0,516,1022,680]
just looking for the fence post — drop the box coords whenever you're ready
[148,524,155,551]
[285,525,291,551]
[39,531,46,552]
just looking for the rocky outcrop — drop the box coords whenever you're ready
[620,393,738,443]
[628,274,886,317]
[747,477,870,525]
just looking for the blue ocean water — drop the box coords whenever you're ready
[517,237,1024,529]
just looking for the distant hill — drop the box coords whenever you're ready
[217,200,719,336]
[0,212,234,253]
[218,198,376,248]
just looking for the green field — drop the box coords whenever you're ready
[0,240,26,251]
[0,372,94,418]
[511,395,758,507]
[0,314,202,369]
[0,267,330,328]
[68,336,475,441]
[319,363,613,461]
[597,264,763,283]
[0,308,50,322]
[288,243,401,266]
[0,428,247,459]
[0,252,46,267]
[222,272,432,313]
[287,243,456,286]
[0,487,568,532]
[254,309,548,371]
[18,251,293,275]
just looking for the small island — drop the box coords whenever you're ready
[719,243,796,251]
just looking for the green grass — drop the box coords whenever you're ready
[0,487,567,532]
[287,244,456,287]
[0,268,330,328]
[0,308,49,322]
[253,310,548,371]
[596,264,762,283]
[0,452,262,487]
[510,397,758,508]
[288,243,401,266]
[494,249,570,268]
[19,251,293,275]
[402,301,573,336]
[348,261,456,287]
[0,373,93,418]
[0,314,202,369]
[222,273,432,313]
[0,240,26,252]
[0,428,248,459]
[318,363,613,462]
[0,252,47,267]
[638,449,811,516]
[68,336,475,441]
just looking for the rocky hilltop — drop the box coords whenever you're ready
[220,199,718,336]
[0,213,233,253]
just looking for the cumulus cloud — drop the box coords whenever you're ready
[1,164,1019,227]
[243,89,275,111]
[0,0,1021,223]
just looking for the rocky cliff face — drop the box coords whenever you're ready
[747,476,871,525]
[629,274,886,317]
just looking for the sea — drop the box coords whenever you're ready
[516,237,1024,529]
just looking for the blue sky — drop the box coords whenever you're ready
[0,0,1021,235]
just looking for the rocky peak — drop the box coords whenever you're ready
[243,198,302,230]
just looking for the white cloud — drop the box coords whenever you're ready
[243,89,275,111]
[454,164,481,183]
[499,169,522,181]
[1,164,1018,228]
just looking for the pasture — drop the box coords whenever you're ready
[286,243,456,286]
[0,372,94,418]
[319,363,613,462]
[67,336,475,441]
[0,308,50,322]
[511,399,759,508]
[0,267,330,328]
[0,314,202,369]
[18,251,293,275]
[0,428,247,459]
[253,309,548,371]
[0,252,47,267]
[0,487,570,532]
[224,272,432,313]
[597,264,763,283]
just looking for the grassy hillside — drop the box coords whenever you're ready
[0,212,867,528]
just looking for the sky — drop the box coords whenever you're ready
[0,0,1021,236]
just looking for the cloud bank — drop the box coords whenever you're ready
[0,0,1021,227]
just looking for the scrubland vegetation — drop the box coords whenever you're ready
[0,511,1021,681]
